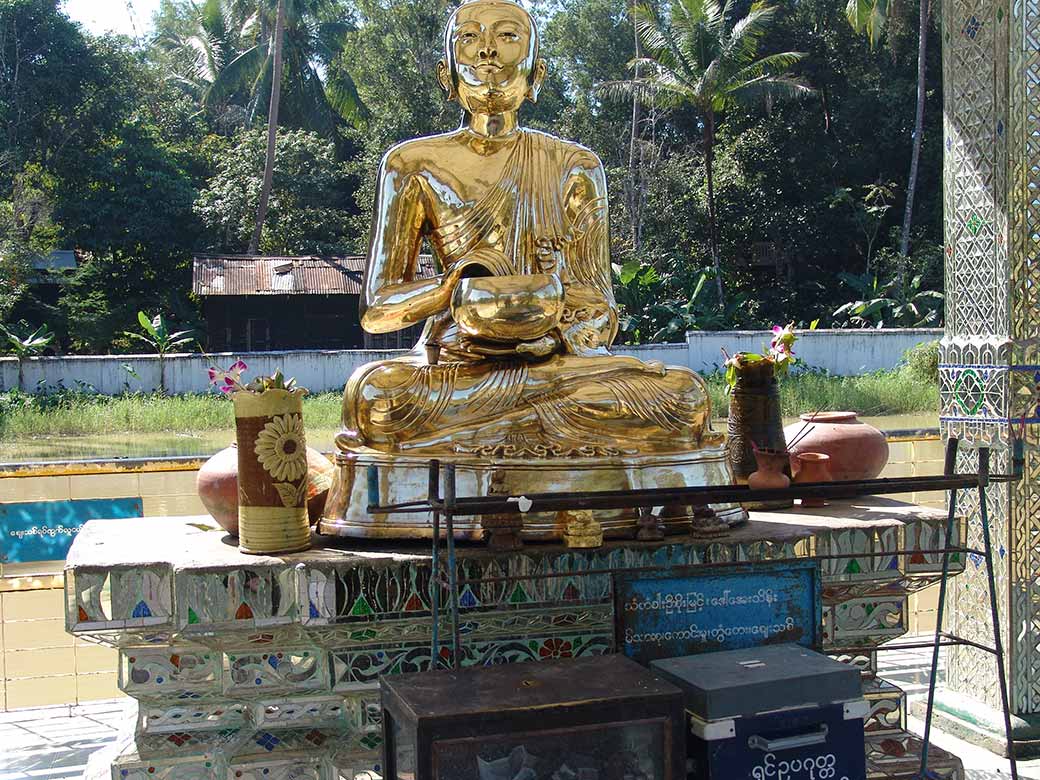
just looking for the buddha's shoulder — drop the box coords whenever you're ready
[379,132,463,172]
[524,129,603,170]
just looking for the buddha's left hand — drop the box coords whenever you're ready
[516,334,561,357]
[560,323,610,358]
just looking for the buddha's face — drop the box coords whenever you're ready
[439,1,546,115]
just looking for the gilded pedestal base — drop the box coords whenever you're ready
[560,509,603,548]
[318,445,748,542]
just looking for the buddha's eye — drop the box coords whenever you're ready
[498,31,519,41]
[459,32,477,43]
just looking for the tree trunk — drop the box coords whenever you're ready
[704,110,725,305]
[17,357,23,393]
[898,0,931,262]
[248,0,286,256]
[628,2,643,251]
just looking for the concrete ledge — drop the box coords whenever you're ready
[910,689,1040,758]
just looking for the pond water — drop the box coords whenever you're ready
[0,413,939,464]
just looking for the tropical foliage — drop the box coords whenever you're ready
[832,271,944,327]
[194,128,354,253]
[0,0,945,353]
[0,321,54,390]
[121,311,195,394]
[602,0,812,303]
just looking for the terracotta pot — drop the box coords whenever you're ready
[793,452,832,508]
[232,388,312,554]
[197,443,335,537]
[727,360,788,483]
[745,448,794,511]
[747,449,791,490]
[784,411,889,481]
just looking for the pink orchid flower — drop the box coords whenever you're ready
[208,360,249,393]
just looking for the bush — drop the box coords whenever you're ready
[902,340,940,384]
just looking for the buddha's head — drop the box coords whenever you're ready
[437,0,547,116]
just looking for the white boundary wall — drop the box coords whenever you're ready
[686,328,941,376]
[0,329,940,395]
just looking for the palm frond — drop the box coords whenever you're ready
[632,6,671,56]
[325,64,367,123]
[696,59,721,104]
[597,75,693,107]
[702,0,727,35]
[846,0,888,47]
[634,5,700,82]
[722,73,815,110]
[723,2,778,65]
[206,44,265,106]
[628,56,698,94]
[200,0,228,39]
[726,51,806,87]
[186,31,224,85]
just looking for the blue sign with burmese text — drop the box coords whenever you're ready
[0,498,143,564]
[614,560,821,665]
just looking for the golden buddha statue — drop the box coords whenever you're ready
[320,0,744,542]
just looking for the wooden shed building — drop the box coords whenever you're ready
[193,255,431,352]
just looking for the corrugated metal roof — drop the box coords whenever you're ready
[193,255,436,297]
[32,250,78,271]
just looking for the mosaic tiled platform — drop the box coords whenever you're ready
[65,498,966,779]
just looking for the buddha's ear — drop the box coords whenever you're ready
[527,58,548,103]
[437,59,457,102]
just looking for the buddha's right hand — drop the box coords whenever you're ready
[438,264,470,306]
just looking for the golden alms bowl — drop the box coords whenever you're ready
[451,273,564,343]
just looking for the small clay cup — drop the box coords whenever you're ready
[793,452,833,508]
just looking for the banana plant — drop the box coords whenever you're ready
[832,272,943,328]
[0,322,54,392]
[613,258,664,343]
[650,272,750,342]
[123,312,195,395]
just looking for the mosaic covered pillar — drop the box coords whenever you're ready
[939,0,1040,748]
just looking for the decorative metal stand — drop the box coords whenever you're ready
[917,438,1021,780]
[367,436,1025,778]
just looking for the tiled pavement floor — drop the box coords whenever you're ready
[1,645,1039,780]
[0,699,124,780]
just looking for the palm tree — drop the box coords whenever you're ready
[155,0,250,126]
[249,0,287,255]
[604,0,811,304]
[207,0,364,129]
[846,0,930,260]
[161,0,363,129]
[158,0,365,252]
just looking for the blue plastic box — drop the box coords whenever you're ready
[651,644,868,780]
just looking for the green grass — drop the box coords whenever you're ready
[0,369,938,439]
[707,369,938,419]
[0,391,345,438]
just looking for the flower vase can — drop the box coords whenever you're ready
[232,387,311,554]
[726,360,788,483]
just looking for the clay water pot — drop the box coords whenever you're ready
[196,442,335,538]
[784,411,889,482]
[793,452,832,508]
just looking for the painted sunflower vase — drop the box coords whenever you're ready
[232,387,311,554]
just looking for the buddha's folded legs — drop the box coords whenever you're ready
[340,353,716,456]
